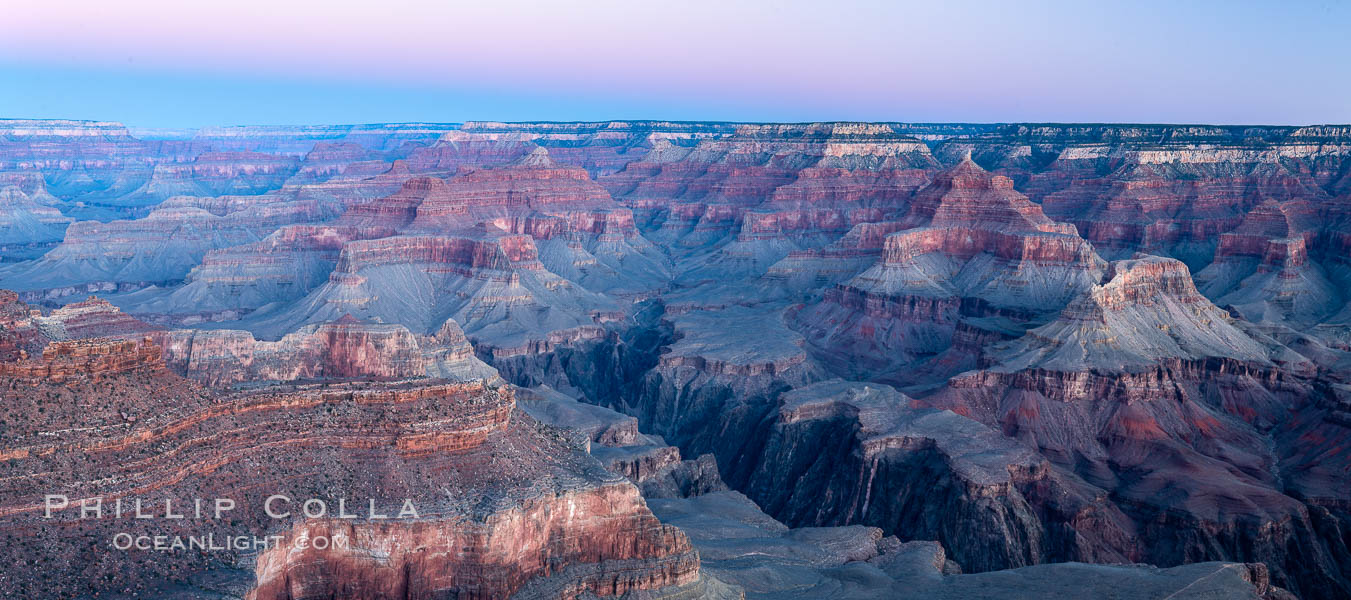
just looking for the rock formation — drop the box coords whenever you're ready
[0,199,332,300]
[3,120,1351,599]
[0,331,716,597]
[793,157,1105,377]
[650,491,1291,600]
[157,315,500,386]
[0,185,72,261]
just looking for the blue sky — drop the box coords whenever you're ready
[2,0,1347,128]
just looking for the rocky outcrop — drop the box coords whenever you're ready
[0,290,45,359]
[288,142,380,184]
[34,295,158,339]
[0,362,711,598]
[603,123,939,257]
[399,150,673,295]
[995,255,1271,371]
[159,316,422,385]
[248,481,699,600]
[918,360,1349,598]
[761,220,912,295]
[337,175,440,230]
[518,384,730,500]
[740,380,1137,571]
[157,314,500,386]
[401,129,538,173]
[0,336,163,381]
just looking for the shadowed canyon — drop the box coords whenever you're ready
[1,119,1349,599]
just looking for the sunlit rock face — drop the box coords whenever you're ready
[4,120,1351,599]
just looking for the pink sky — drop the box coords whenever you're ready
[3,0,1348,126]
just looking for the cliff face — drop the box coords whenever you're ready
[408,148,613,226]
[136,223,398,318]
[0,336,164,381]
[0,337,707,598]
[601,125,938,290]
[792,158,1106,377]
[993,255,1271,370]
[159,317,423,385]
[0,185,71,260]
[740,380,1138,571]
[157,314,500,386]
[652,489,1287,600]
[1195,199,1341,324]
[247,482,699,600]
[899,254,1348,597]
[0,198,335,300]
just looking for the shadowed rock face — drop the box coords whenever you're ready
[3,120,1351,599]
[0,185,72,260]
[651,490,1288,600]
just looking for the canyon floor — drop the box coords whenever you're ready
[1,119,1349,599]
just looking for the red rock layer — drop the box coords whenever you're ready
[158,317,427,386]
[791,158,1102,375]
[1212,200,1319,263]
[334,233,543,275]
[91,223,404,323]
[338,175,444,229]
[0,336,163,381]
[248,482,696,600]
[1039,165,1329,261]
[199,223,396,276]
[39,296,158,339]
[281,158,418,210]
[0,363,702,598]
[0,290,45,359]
[291,142,379,181]
[901,156,1076,233]
[602,124,940,253]
[409,150,615,229]
[477,208,643,243]
[880,226,1098,266]
[767,166,929,209]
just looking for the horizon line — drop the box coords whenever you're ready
[6,117,1351,130]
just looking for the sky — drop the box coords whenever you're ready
[1,0,1347,128]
